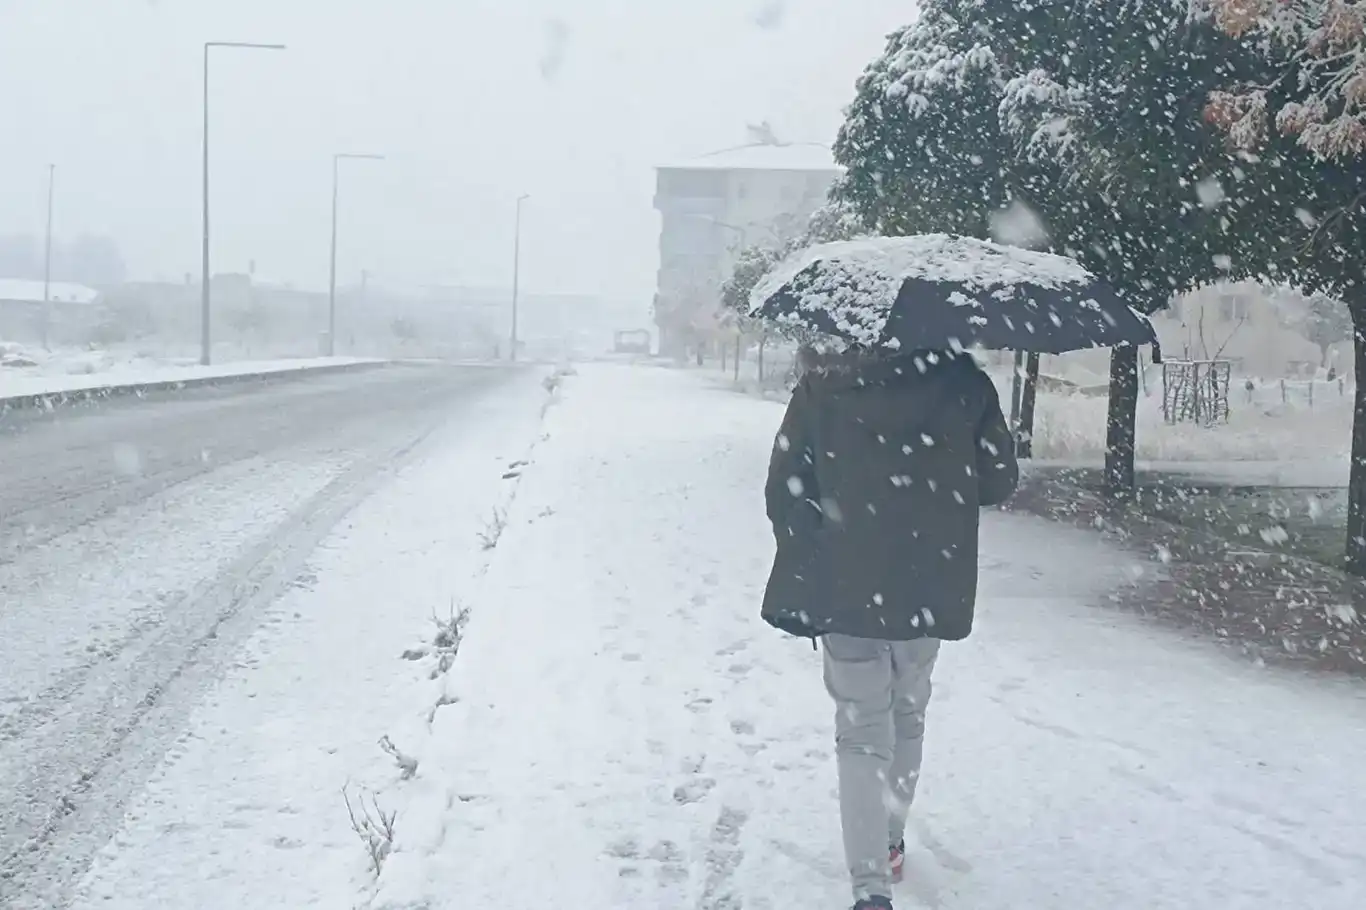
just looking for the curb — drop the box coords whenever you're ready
[0,360,392,416]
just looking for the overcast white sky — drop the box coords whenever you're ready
[0,1,915,301]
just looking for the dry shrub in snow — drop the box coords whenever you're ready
[477,508,508,551]
[379,734,419,780]
[343,784,398,876]
[427,603,471,678]
[543,364,576,394]
[398,603,471,679]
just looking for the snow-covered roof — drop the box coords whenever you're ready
[750,234,1098,345]
[0,278,101,305]
[660,142,841,173]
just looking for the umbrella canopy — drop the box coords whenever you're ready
[749,234,1159,356]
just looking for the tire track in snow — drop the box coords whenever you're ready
[0,430,435,907]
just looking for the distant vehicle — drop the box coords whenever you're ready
[613,329,652,355]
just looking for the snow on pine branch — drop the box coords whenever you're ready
[999,68,1087,167]
[875,16,1002,118]
[1198,0,1366,158]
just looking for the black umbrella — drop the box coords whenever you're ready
[749,234,1160,357]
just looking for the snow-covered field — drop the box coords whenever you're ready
[723,352,1353,464]
[1,341,189,375]
[0,342,384,400]
[1021,382,1353,463]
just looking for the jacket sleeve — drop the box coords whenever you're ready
[975,376,1020,507]
[765,379,819,533]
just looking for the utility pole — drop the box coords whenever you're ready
[201,40,286,366]
[354,268,368,352]
[327,155,339,356]
[41,164,55,351]
[511,193,529,362]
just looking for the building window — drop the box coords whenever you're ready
[659,169,725,199]
[662,216,722,256]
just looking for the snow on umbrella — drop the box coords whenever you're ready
[749,234,1159,356]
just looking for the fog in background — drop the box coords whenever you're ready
[0,0,914,302]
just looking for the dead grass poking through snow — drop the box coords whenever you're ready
[343,784,398,876]
[477,508,508,551]
[378,735,419,780]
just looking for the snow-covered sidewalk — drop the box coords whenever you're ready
[369,364,1366,910]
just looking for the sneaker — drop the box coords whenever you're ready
[853,898,893,910]
[889,839,906,884]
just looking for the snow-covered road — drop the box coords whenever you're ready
[0,363,546,908]
[363,365,1365,910]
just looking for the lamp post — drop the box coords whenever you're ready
[510,193,529,362]
[328,153,385,356]
[41,164,55,351]
[201,40,286,366]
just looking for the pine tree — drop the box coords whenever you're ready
[993,0,1267,492]
[834,5,1010,238]
[834,0,1256,493]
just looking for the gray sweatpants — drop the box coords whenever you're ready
[822,634,941,902]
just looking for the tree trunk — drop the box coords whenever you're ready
[1019,352,1040,459]
[1104,345,1140,498]
[1346,327,1366,575]
[1008,350,1025,444]
[758,335,767,383]
[734,336,742,382]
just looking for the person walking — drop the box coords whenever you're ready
[760,346,1019,910]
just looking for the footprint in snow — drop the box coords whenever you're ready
[673,777,716,805]
[605,836,640,859]
[699,806,749,909]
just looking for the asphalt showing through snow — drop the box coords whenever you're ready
[0,362,520,908]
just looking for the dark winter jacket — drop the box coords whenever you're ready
[760,350,1018,642]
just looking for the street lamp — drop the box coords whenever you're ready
[201,40,286,366]
[328,153,385,356]
[510,193,530,362]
